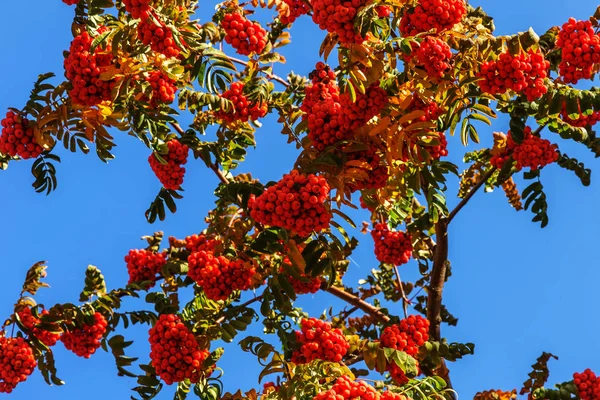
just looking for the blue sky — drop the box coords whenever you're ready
[1,1,599,399]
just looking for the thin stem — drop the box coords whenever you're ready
[227,56,290,88]
[324,285,390,324]
[447,168,495,224]
[214,293,265,325]
[393,266,410,318]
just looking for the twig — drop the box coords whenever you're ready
[227,56,290,88]
[446,168,495,224]
[393,266,411,318]
[214,293,265,325]
[324,285,390,324]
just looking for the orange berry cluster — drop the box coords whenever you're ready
[214,82,268,123]
[376,6,392,18]
[388,362,422,385]
[123,0,152,19]
[0,337,37,394]
[339,84,388,131]
[371,223,413,266]
[478,50,550,101]
[62,0,79,5]
[248,170,332,238]
[288,274,322,294]
[279,0,310,24]
[346,147,389,191]
[125,249,167,288]
[148,139,189,190]
[380,315,429,357]
[222,13,268,56]
[573,369,600,400]
[400,0,467,37]
[407,96,442,124]
[17,307,60,347]
[561,103,600,128]
[428,131,449,160]
[185,233,220,253]
[557,18,600,84]
[149,314,210,385]
[64,28,116,106]
[291,318,349,364]
[301,64,345,151]
[146,71,177,106]
[490,127,559,171]
[413,36,453,80]
[60,312,108,358]
[187,251,256,301]
[313,375,378,400]
[310,0,367,44]
[0,111,43,159]
[138,14,181,58]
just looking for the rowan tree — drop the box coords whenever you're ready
[0,0,599,399]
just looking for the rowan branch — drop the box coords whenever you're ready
[393,266,410,318]
[227,56,290,88]
[324,285,390,324]
[447,168,495,224]
[215,293,265,325]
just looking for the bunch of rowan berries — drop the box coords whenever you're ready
[573,369,600,400]
[222,13,268,56]
[310,0,367,44]
[388,361,421,385]
[148,139,189,190]
[0,336,37,393]
[17,307,61,347]
[125,249,167,288]
[478,50,550,101]
[60,312,108,358]
[313,375,379,400]
[148,314,210,385]
[187,251,256,301]
[288,273,323,294]
[214,82,267,123]
[346,147,389,191]
[0,111,43,159]
[64,28,116,106]
[413,36,453,80]
[279,0,310,24]
[248,170,332,238]
[561,103,600,128]
[291,318,349,364]
[407,96,442,124]
[301,64,345,150]
[185,233,220,253]
[146,71,177,106]
[556,18,600,84]
[371,223,413,266]
[380,315,429,357]
[62,0,80,5]
[400,0,467,37]
[377,6,392,18]
[428,131,449,160]
[491,127,559,171]
[138,14,181,58]
[339,84,388,131]
[123,0,152,19]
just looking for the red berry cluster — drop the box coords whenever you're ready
[146,71,177,106]
[64,28,116,106]
[428,131,449,160]
[62,0,79,5]
[388,362,421,385]
[17,307,61,347]
[310,0,367,44]
[222,13,268,56]
[0,337,37,394]
[291,318,349,364]
[123,0,152,19]
[413,36,453,80]
[346,147,389,191]
[376,6,392,18]
[279,0,310,24]
[60,312,107,358]
[573,369,600,400]
[148,139,189,190]
[478,50,550,101]
[187,251,256,301]
[0,111,43,159]
[185,233,220,253]
[371,223,413,266]
[400,0,467,37]
[313,375,378,400]
[380,315,429,357]
[339,84,388,131]
[561,103,600,128]
[406,96,442,124]
[214,82,268,123]
[288,273,323,295]
[248,170,332,238]
[149,314,210,385]
[138,14,181,58]
[125,249,167,288]
[490,127,559,171]
[557,18,600,84]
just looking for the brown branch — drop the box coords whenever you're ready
[447,168,495,224]
[426,220,448,342]
[227,56,290,88]
[214,293,265,325]
[324,285,390,324]
[393,266,410,318]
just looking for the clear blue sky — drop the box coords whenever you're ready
[1,1,599,399]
